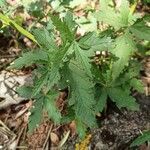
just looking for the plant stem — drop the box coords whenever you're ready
[130,0,140,15]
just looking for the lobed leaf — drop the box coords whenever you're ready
[130,78,144,93]
[17,86,33,99]
[129,16,150,41]
[108,87,139,110]
[79,32,112,52]
[33,28,57,51]
[64,11,76,32]
[50,13,75,43]
[44,93,61,124]
[111,32,136,80]
[32,71,49,97]
[28,98,43,133]
[95,0,130,30]
[112,61,142,86]
[47,67,60,91]
[68,61,97,128]
[74,42,92,78]
[10,50,48,69]
[46,43,73,91]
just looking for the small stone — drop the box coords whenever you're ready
[50,132,59,145]
[95,141,109,150]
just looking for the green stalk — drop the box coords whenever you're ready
[130,0,140,15]
[0,13,39,45]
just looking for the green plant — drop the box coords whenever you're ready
[2,0,149,138]
[143,0,150,4]
[0,13,37,43]
[0,0,49,37]
[130,130,150,147]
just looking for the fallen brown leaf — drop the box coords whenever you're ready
[50,132,59,145]
[69,121,76,136]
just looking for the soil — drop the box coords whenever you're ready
[62,94,150,150]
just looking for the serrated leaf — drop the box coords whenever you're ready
[95,0,130,30]
[62,42,75,62]
[108,87,139,110]
[46,43,72,91]
[32,71,49,96]
[10,50,48,69]
[112,61,141,86]
[33,28,57,51]
[50,14,74,43]
[17,86,33,99]
[130,78,144,93]
[28,1,45,18]
[64,11,76,32]
[39,42,73,93]
[78,32,94,49]
[130,130,150,147]
[28,98,43,133]
[79,32,112,52]
[28,43,71,97]
[68,61,96,127]
[129,16,150,41]
[76,12,97,33]
[47,67,60,91]
[112,32,136,80]
[44,93,61,124]
[74,42,92,78]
